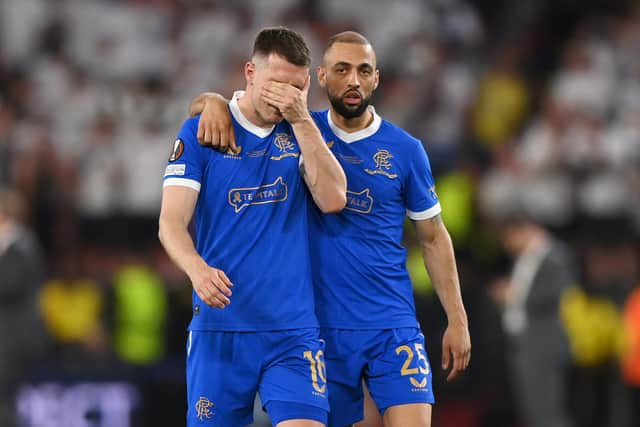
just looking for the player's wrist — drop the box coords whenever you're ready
[288,112,313,126]
[448,317,469,329]
[446,309,469,328]
[205,93,227,104]
[204,97,228,113]
[184,255,208,279]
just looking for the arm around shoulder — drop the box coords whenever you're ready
[188,92,238,153]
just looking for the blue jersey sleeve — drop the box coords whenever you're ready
[163,116,208,192]
[404,141,441,220]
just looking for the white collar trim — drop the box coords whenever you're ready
[328,106,382,143]
[229,90,275,138]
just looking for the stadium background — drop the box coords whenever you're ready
[1,0,639,426]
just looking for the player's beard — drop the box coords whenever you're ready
[328,91,371,119]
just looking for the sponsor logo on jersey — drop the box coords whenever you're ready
[428,185,438,201]
[410,377,427,388]
[228,177,288,213]
[345,188,374,214]
[223,145,242,160]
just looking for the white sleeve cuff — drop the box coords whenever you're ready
[406,203,442,220]
[163,178,201,192]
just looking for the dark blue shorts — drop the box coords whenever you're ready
[321,327,434,426]
[186,328,329,426]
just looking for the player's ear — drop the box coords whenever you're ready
[317,65,326,88]
[245,61,256,86]
[373,69,380,91]
[303,74,311,94]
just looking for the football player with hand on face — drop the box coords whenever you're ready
[189,31,470,427]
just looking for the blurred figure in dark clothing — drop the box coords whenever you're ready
[0,188,49,427]
[488,203,574,427]
[566,219,638,427]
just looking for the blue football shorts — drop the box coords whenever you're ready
[186,328,329,426]
[321,327,434,426]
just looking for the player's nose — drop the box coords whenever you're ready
[346,69,360,87]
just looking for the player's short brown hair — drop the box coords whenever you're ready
[252,27,311,67]
[325,31,371,53]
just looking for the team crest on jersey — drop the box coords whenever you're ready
[169,139,184,162]
[228,176,288,213]
[271,133,300,160]
[195,396,214,420]
[326,140,335,149]
[345,188,374,214]
[364,149,398,179]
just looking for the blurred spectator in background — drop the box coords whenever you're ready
[471,41,530,149]
[0,188,49,427]
[484,190,574,427]
[39,247,107,368]
[622,279,640,427]
[112,254,168,367]
[0,100,17,186]
[561,221,637,427]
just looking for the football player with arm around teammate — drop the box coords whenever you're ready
[188,31,470,427]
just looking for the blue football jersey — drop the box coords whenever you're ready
[163,92,318,331]
[309,109,441,329]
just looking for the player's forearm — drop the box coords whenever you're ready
[292,118,346,213]
[158,217,207,278]
[421,226,468,327]
[189,92,227,117]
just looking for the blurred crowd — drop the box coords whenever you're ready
[0,0,639,426]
